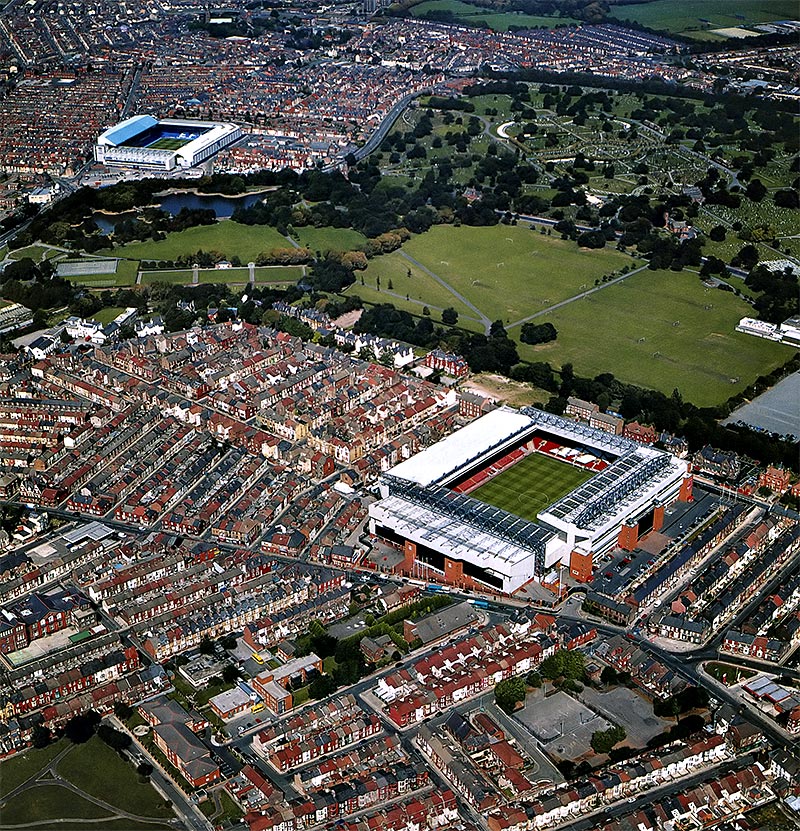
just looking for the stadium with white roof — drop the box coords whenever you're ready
[95,115,241,171]
[368,407,691,594]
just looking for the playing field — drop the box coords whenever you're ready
[517,269,792,407]
[147,137,190,150]
[470,453,593,522]
[609,0,798,36]
[293,225,366,253]
[101,221,289,263]
[411,0,578,29]
[401,225,637,323]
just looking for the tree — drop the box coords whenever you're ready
[541,650,586,682]
[137,761,154,778]
[745,179,766,203]
[600,666,618,686]
[198,635,214,655]
[97,724,132,752]
[222,664,241,684]
[441,307,458,326]
[309,674,337,699]
[113,701,133,721]
[590,725,626,754]
[732,244,759,270]
[526,671,542,688]
[774,188,799,209]
[520,322,557,345]
[65,710,101,744]
[31,724,52,748]
[495,676,526,714]
[708,225,726,242]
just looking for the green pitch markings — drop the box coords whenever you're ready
[470,452,593,522]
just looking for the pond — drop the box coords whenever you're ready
[157,190,265,218]
[91,191,266,234]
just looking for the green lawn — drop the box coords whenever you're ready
[521,269,792,406]
[199,266,303,284]
[91,306,127,325]
[346,250,479,321]
[57,736,175,819]
[141,270,194,285]
[0,741,65,797]
[2,785,111,824]
[401,224,637,324]
[705,661,756,685]
[8,244,60,262]
[608,0,798,35]
[142,265,303,286]
[293,226,367,253]
[411,0,577,29]
[292,686,310,707]
[103,221,289,263]
[471,452,593,522]
[64,258,139,287]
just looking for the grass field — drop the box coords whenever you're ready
[293,226,366,253]
[198,265,303,284]
[402,224,637,323]
[57,736,174,818]
[103,221,289,263]
[2,784,111,824]
[91,306,127,325]
[147,138,188,150]
[608,0,798,35]
[0,741,65,797]
[9,244,61,262]
[411,0,577,29]
[141,265,303,286]
[520,269,792,406]
[471,453,593,522]
[349,250,478,320]
[705,661,756,685]
[0,737,174,830]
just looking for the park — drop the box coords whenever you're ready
[0,736,176,830]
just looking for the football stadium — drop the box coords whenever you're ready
[368,407,692,595]
[95,115,242,171]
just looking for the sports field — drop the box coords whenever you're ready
[517,269,792,407]
[402,225,637,323]
[101,221,289,263]
[411,0,578,30]
[293,225,367,253]
[148,137,189,150]
[470,452,593,522]
[609,0,798,36]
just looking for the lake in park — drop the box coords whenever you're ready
[92,191,265,234]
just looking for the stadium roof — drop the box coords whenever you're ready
[521,407,634,456]
[386,407,535,487]
[98,115,158,147]
[371,489,554,577]
[540,446,683,532]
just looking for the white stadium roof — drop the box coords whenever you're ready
[387,406,534,487]
[370,492,555,579]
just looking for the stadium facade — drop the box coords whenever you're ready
[368,407,692,595]
[95,115,241,171]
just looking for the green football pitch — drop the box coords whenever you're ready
[147,138,189,150]
[470,453,593,522]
